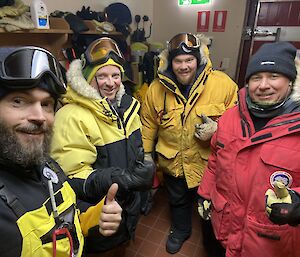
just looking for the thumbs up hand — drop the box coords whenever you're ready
[265,181,292,215]
[99,183,122,236]
[265,181,300,226]
[195,114,218,141]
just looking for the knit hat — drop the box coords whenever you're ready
[0,77,61,99]
[82,58,124,84]
[0,85,9,98]
[245,41,297,82]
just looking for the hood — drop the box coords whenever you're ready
[66,59,126,107]
[158,34,211,73]
[290,56,300,103]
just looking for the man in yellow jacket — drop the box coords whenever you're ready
[0,46,122,257]
[141,33,238,255]
[51,37,154,255]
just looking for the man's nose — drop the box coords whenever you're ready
[105,76,114,86]
[27,103,47,124]
[179,62,189,70]
[258,77,270,89]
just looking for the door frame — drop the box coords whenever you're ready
[235,0,300,87]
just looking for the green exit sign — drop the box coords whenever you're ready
[179,0,210,5]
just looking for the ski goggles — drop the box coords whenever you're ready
[84,37,125,66]
[168,33,200,51]
[0,46,66,95]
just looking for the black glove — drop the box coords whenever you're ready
[269,202,300,226]
[84,161,155,201]
[64,13,89,34]
[76,6,104,21]
[265,181,300,226]
[140,190,153,216]
[112,159,155,192]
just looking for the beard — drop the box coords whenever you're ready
[176,70,197,86]
[0,120,52,169]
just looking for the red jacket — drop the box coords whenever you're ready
[198,88,300,257]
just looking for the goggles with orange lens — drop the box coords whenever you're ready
[168,33,200,52]
[84,37,125,66]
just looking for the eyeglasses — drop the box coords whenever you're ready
[168,33,200,52]
[84,37,125,66]
[0,46,66,95]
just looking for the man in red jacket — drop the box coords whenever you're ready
[197,41,300,257]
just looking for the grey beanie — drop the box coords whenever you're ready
[245,41,297,82]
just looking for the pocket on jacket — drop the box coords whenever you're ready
[195,103,226,122]
[260,143,300,172]
[159,109,177,128]
[241,216,294,257]
[210,189,230,241]
[260,143,300,185]
[156,143,178,159]
[198,147,211,161]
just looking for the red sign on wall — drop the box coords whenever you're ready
[213,10,227,32]
[197,11,210,32]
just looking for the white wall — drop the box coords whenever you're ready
[23,0,154,31]
[22,0,247,79]
[153,0,247,79]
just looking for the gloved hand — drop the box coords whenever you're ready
[144,152,154,164]
[144,152,160,187]
[84,157,155,201]
[112,158,155,192]
[140,190,153,216]
[265,181,300,225]
[195,114,218,141]
[198,196,212,220]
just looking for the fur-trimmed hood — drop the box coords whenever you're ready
[65,59,125,107]
[158,34,211,73]
[290,57,300,102]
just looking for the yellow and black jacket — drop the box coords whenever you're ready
[141,37,238,189]
[51,59,143,252]
[0,159,84,257]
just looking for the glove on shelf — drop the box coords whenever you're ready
[198,196,212,220]
[265,181,300,226]
[195,114,218,141]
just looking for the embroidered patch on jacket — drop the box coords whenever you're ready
[270,171,293,188]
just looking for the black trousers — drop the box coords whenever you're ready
[202,220,226,257]
[163,174,197,240]
[164,174,225,257]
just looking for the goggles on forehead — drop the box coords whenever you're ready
[168,33,200,52]
[0,46,66,95]
[84,37,125,66]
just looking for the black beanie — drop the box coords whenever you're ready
[0,85,9,99]
[0,77,60,99]
[245,41,297,82]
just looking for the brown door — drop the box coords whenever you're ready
[236,0,300,88]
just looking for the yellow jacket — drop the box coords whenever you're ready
[141,41,238,188]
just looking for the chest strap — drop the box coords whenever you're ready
[0,181,26,218]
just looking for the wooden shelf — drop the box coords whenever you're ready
[0,17,123,60]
